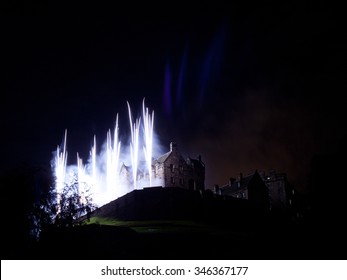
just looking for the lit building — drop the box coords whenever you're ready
[153,142,205,191]
[119,142,205,191]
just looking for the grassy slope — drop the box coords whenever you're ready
[83,216,248,236]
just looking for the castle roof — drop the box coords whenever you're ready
[120,161,147,173]
[220,171,262,195]
[154,151,171,164]
[187,156,205,168]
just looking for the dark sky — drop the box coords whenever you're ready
[1,2,345,193]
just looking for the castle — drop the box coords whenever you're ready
[119,142,205,191]
[215,170,297,212]
[89,142,301,222]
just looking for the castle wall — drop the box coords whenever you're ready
[162,152,190,188]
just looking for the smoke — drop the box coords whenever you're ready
[52,99,166,207]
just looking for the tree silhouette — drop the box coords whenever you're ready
[30,175,96,240]
[55,179,96,227]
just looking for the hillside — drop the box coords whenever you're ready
[33,187,321,259]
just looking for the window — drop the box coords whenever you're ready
[179,178,184,185]
[179,165,183,174]
[171,177,175,184]
[170,164,175,173]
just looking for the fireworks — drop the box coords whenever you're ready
[52,99,156,207]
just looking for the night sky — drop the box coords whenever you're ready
[1,2,344,194]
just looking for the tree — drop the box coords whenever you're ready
[30,175,96,239]
[55,179,96,227]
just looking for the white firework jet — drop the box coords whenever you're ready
[142,98,154,187]
[106,113,121,199]
[53,129,68,212]
[127,101,141,190]
[52,100,159,208]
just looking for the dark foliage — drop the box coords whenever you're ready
[30,176,97,239]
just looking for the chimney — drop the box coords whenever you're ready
[170,142,177,152]
[238,173,243,188]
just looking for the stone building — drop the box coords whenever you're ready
[216,170,270,210]
[259,170,294,211]
[216,169,300,215]
[153,142,205,191]
[119,142,205,191]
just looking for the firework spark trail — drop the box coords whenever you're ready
[112,114,121,195]
[106,131,113,195]
[142,98,154,187]
[127,101,141,190]
[53,100,160,208]
[106,114,121,199]
[54,129,68,211]
[90,135,97,191]
[77,153,86,205]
